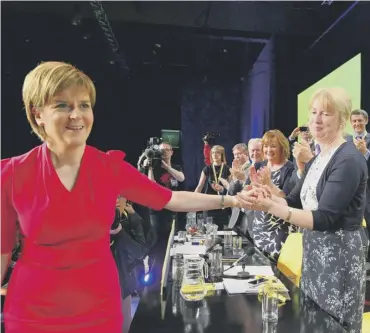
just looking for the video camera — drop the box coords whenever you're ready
[203,132,221,145]
[144,137,164,168]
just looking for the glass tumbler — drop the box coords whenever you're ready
[262,285,279,322]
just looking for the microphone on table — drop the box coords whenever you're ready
[205,237,223,253]
[223,247,255,279]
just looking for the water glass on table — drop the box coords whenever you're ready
[232,236,244,256]
[262,285,279,322]
[223,230,233,249]
[172,254,184,286]
[177,231,187,243]
[208,245,223,278]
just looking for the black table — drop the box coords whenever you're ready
[130,240,347,333]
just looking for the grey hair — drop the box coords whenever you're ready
[248,138,262,148]
[232,143,248,153]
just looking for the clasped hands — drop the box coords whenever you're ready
[234,183,273,211]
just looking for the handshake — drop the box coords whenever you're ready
[234,183,273,211]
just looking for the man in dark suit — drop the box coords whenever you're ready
[347,109,370,262]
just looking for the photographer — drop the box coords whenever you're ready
[145,142,184,242]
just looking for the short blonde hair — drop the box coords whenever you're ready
[210,145,227,164]
[262,130,290,161]
[309,87,352,125]
[22,61,96,141]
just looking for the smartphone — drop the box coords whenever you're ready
[248,277,268,286]
[299,126,308,132]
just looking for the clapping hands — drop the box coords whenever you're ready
[249,166,272,187]
[230,160,246,181]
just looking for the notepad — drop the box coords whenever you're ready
[223,265,275,277]
[217,231,238,236]
[223,278,288,295]
[170,244,206,256]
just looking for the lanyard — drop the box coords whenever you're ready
[212,163,224,195]
[212,163,224,184]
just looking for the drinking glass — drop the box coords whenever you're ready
[262,285,279,322]
[232,236,244,256]
[178,231,187,243]
[208,245,223,278]
[172,254,184,286]
[223,230,233,249]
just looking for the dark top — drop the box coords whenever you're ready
[202,164,231,195]
[246,160,295,195]
[286,142,368,232]
[151,164,182,217]
[111,209,154,299]
[153,164,183,190]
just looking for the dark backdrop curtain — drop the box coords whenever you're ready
[181,82,242,190]
[240,39,274,142]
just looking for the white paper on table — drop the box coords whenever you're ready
[217,231,237,236]
[214,282,225,290]
[223,278,288,295]
[223,279,257,294]
[174,235,179,241]
[170,244,206,256]
[223,265,275,277]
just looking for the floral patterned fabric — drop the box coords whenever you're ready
[253,169,298,262]
[300,148,366,333]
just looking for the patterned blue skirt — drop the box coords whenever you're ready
[301,228,367,333]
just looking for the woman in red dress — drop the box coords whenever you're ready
[1,62,243,333]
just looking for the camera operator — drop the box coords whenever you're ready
[144,142,185,246]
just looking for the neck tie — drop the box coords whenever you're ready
[315,144,321,156]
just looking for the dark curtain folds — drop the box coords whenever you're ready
[241,39,274,143]
[180,82,242,190]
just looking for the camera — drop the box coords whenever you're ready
[144,137,164,168]
[203,132,221,145]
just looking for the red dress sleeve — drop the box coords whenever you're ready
[107,151,172,211]
[204,143,211,166]
[1,158,18,253]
